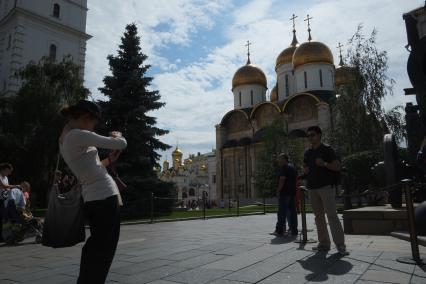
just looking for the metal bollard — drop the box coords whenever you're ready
[295,186,316,245]
[203,193,206,220]
[397,179,424,264]
[263,192,266,215]
[150,192,154,224]
[237,194,240,217]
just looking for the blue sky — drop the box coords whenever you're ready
[84,0,423,163]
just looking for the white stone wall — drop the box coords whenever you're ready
[233,84,267,109]
[207,154,217,200]
[15,0,87,32]
[0,0,15,19]
[276,63,296,100]
[294,63,334,93]
[0,0,89,96]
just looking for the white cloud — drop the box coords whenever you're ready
[84,0,424,162]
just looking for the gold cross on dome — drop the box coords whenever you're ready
[290,14,298,30]
[245,40,252,64]
[304,14,313,41]
[337,42,344,66]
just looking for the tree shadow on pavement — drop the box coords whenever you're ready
[297,251,353,282]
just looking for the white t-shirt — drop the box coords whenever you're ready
[0,174,9,186]
[4,187,25,208]
[60,129,127,203]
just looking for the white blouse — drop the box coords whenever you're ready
[60,129,127,203]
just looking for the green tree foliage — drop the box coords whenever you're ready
[0,56,88,207]
[333,25,406,157]
[255,119,305,197]
[98,23,173,217]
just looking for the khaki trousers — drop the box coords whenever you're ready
[309,185,345,249]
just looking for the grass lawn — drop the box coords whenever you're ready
[33,203,345,223]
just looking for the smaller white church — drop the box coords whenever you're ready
[0,0,91,97]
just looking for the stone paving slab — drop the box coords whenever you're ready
[1,214,426,283]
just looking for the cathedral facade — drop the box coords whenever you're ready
[215,16,353,200]
[158,147,217,203]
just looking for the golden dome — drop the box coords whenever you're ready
[172,147,183,156]
[232,63,267,90]
[292,41,334,69]
[184,158,193,164]
[335,65,357,86]
[270,85,278,102]
[275,45,297,70]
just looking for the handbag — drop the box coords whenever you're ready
[42,154,85,248]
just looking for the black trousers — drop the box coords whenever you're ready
[77,195,120,284]
[0,201,3,242]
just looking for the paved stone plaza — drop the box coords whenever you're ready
[1,214,426,284]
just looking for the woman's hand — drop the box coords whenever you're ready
[110,131,122,138]
[108,150,122,164]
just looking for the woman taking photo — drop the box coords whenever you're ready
[59,100,127,284]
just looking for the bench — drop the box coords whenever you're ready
[390,231,426,246]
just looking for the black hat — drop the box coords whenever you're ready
[71,100,102,119]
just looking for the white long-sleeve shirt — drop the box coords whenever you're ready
[60,129,127,203]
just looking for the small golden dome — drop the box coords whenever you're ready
[270,85,278,102]
[172,147,183,156]
[292,41,334,69]
[184,158,193,164]
[275,46,297,70]
[335,65,357,86]
[232,64,267,90]
[200,164,207,170]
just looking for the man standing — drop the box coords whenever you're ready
[303,126,348,255]
[272,154,298,237]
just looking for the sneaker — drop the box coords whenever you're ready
[337,247,349,256]
[312,245,330,252]
[270,231,284,237]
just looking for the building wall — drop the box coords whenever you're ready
[294,63,334,93]
[276,63,296,100]
[233,84,267,109]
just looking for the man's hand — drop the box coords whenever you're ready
[315,158,326,167]
[303,166,309,175]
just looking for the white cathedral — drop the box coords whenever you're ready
[215,15,355,200]
[0,0,91,97]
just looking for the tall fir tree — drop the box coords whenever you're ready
[99,23,173,215]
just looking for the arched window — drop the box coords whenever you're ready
[7,34,11,50]
[319,69,323,87]
[250,90,253,105]
[304,71,308,89]
[189,188,195,196]
[182,192,188,199]
[238,91,241,106]
[53,3,60,18]
[285,74,289,97]
[49,44,57,61]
